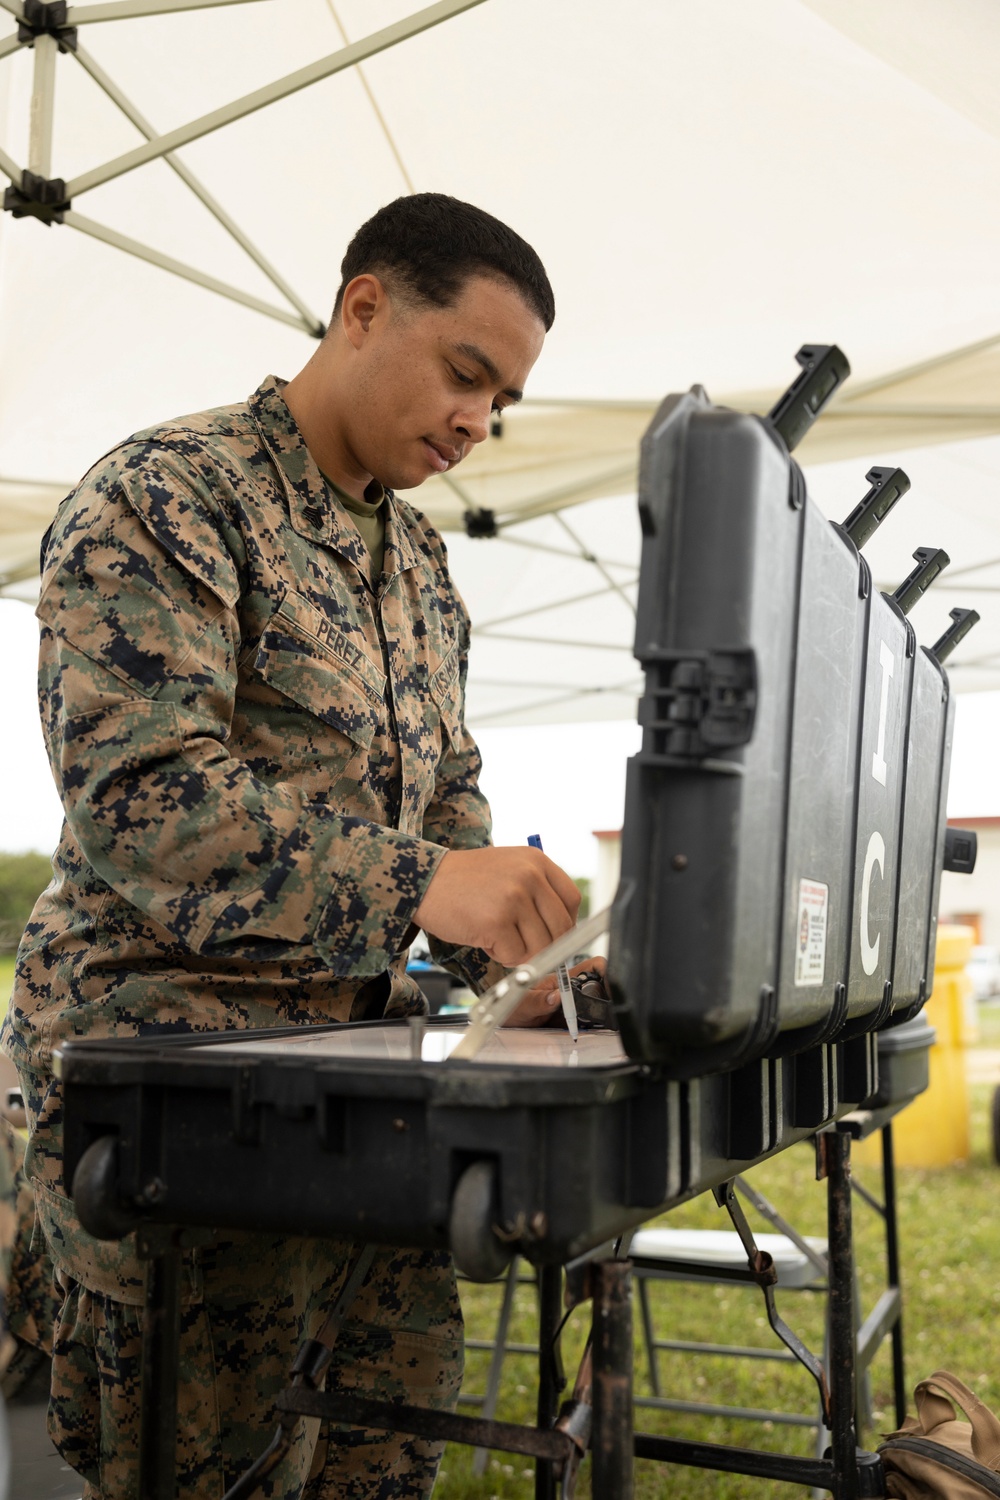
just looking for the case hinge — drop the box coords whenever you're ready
[639,648,757,763]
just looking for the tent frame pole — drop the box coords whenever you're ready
[64,0,487,199]
[554,510,637,616]
[946,553,1000,581]
[71,43,324,334]
[470,677,643,726]
[841,328,1000,402]
[0,145,23,183]
[494,461,638,529]
[0,0,481,333]
[495,532,639,575]
[474,630,633,654]
[476,580,635,635]
[28,32,58,179]
[62,209,314,331]
[324,0,417,194]
[824,402,1000,421]
[66,0,264,23]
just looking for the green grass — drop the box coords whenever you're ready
[439,1083,1000,1498]
[976,999,1000,1048]
[0,954,13,1018]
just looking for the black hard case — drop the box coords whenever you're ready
[869,1016,936,1112]
[58,1022,881,1263]
[610,389,953,1075]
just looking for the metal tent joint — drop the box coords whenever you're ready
[464,507,498,539]
[3,169,70,223]
[18,0,77,50]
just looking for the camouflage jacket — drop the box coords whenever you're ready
[5,375,503,1095]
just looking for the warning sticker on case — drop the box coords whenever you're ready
[795,879,829,987]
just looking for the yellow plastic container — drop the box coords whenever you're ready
[854,924,973,1168]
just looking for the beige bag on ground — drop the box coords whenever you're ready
[879,1371,1000,1498]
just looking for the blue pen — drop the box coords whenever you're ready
[527,834,579,1041]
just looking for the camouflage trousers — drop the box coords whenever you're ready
[0,1120,60,1381]
[41,1209,464,1499]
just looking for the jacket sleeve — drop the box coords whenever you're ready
[420,598,507,995]
[35,443,447,978]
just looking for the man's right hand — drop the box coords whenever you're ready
[414,846,581,967]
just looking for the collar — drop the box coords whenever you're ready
[248,375,422,577]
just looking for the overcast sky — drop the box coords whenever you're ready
[2,597,996,880]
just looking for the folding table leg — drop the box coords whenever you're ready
[826,1131,859,1500]
[881,1124,907,1429]
[535,1263,563,1500]
[591,1259,633,1500]
[138,1227,183,1500]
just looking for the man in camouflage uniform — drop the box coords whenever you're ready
[0,1121,13,1500]
[2,193,585,1497]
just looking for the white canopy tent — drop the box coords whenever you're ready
[2,0,1000,729]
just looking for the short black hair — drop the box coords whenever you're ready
[333,193,555,331]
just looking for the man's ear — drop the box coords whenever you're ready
[340,274,387,349]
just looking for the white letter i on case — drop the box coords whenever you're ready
[871,640,894,787]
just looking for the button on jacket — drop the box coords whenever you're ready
[5,375,504,1121]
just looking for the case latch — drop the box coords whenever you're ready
[640,648,757,762]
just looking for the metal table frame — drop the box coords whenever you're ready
[131,1122,896,1498]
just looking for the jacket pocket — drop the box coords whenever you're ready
[254,591,385,751]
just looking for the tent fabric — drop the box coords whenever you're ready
[7,337,1000,556]
[0,477,64,588]
[6,346,1000,574]
[799,0,1000,145]
[2,0,999,722]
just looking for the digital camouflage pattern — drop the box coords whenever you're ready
[1,375,501,1494]
[0,1119,58,1381]
[48,1234,462,1499]
[0,1121,18,1376]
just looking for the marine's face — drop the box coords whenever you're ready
[342,272,546,491]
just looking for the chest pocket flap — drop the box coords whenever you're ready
[255,591,385,749]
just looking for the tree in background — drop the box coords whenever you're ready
[0,853,53,954]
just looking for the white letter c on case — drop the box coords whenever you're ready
[860,831,885,977]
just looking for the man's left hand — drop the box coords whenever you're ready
[504,956,608,1028]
